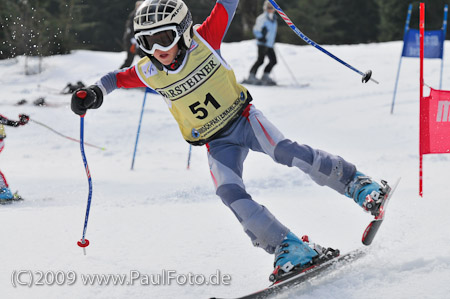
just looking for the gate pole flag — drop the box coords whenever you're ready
[419,3,450,197]
[420,89,450,196]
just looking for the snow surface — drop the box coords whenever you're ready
[1,40,450,299]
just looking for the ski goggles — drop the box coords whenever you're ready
[135,26,181,55]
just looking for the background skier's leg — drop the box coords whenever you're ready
[0,169,13,200]
[249,46,267,76]
[263,47,277,74]
[0,140,13,200]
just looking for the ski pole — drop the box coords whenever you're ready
[75,91,93,255]
[187,144,192,169]
[274,46,301,86]
[30,118,106,150]
[131,88,150,170]
[267,0,378,84]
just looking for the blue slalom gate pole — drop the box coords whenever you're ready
[391,4,413,114]
[77,114,93,255]
[440,5,448,90]
[267,0,378,84]
[131,88,151,170]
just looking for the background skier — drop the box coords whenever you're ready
[119,1,144,69]
[0,113,29,204]
[71,0,388,281]
[246,0,278,85]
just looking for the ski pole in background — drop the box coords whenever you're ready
[131,88,151,170]
[75,91,93,255]
[274,46,301,86]
[187,145,192,169]
[268,0,378,84]
[30,118,106,150]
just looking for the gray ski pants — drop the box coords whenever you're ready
[206,105,356,254]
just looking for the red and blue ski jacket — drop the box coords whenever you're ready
[97,0,240,94]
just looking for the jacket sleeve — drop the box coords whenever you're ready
[253,13,277,48]
[196,0,239,50]
[253,14,265,39]
[94,66,147,96]
[0,115,18,126]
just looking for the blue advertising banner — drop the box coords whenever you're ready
[391,4,448,114]
[402,29,445,58]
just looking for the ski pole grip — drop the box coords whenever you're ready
[76,90,87,117]
[76,90,87,99]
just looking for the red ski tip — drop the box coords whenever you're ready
[77,239,90,248]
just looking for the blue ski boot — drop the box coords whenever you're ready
[269,232,339,282]
[345,171,385,216]
[0,188,23,204]
[0,187,14,204]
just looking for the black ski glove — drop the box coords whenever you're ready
[18,114,29,125]
[71,85,104,116]
[258,27,268,43]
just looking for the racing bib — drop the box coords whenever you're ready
[135,32,250,145]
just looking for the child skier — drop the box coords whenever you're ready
[71,0,389,281]
[0,113,29,204]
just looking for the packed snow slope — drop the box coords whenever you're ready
[1,40,449,299]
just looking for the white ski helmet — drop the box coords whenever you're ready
[133,0,193,53]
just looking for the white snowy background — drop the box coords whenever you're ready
[1,39,449,299]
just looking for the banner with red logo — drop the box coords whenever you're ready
[419,3,450,196]
[420,89,450,155]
